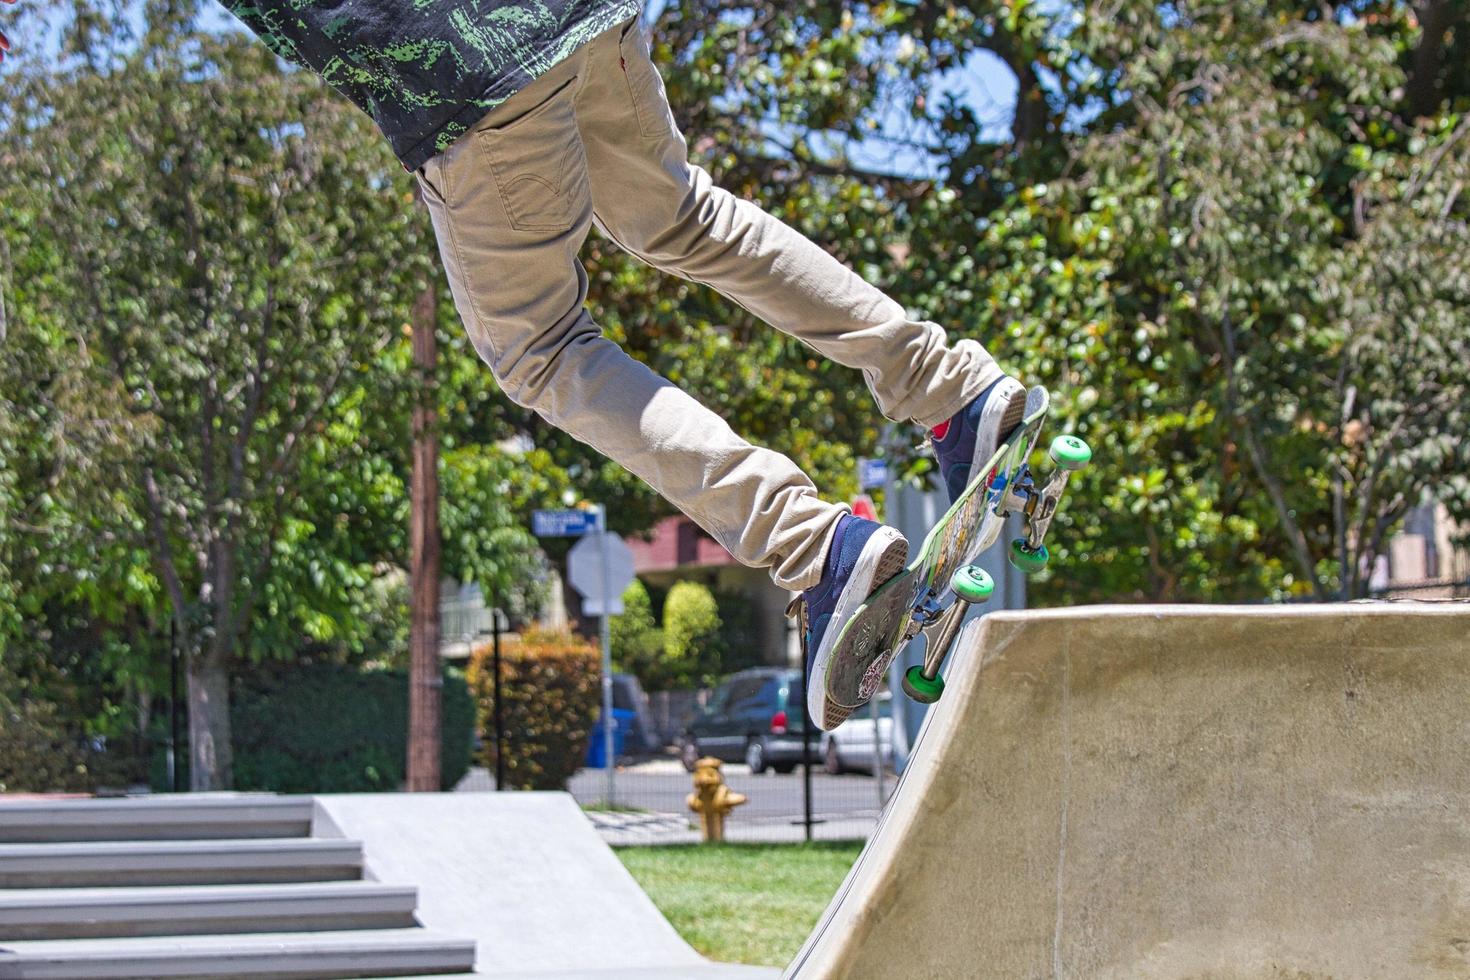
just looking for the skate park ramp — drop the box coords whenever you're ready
[313,793,776,978]
[786,602,1470,979]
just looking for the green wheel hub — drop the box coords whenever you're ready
[1008,538,1049,574]
[951,565,995,604]
[1048,434,1092,471]
[902,665,944,704]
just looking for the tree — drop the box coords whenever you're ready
[1,9,438,787]
[406,271,441,792]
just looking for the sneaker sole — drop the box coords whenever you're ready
[967,376,1028,485]
[806,527,909,730]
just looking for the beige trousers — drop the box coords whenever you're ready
[416,15,1000,591]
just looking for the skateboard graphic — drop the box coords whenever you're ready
[822,386,1089,720]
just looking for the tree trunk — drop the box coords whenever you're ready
[1011,62,1048,147]
[187,646,233,790]
[1407,0,1452,120]
[406,275,442,792]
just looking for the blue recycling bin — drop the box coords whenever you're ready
[585,708,635,768]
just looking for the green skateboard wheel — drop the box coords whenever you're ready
[951,565,995,604]
[1048,434,1092,471]
[1008,538,1049,574]
[903,665,944,704]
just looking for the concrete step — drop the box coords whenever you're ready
[0,838,363,888]
[0,928,476,978]
[0,881,417,940]
[0,796,313,843]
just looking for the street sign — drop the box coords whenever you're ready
[533,508,597,537]
[858,458,890,490]
[568,531,636,616]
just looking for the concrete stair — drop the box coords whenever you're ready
[0,796,475,978]
[0,929,477,978]
[0,838,363,887]
[0,881,418,939]
[0,796,313,843]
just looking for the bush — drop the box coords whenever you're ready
[663,581,722,688]
[466,628,599,790]
[611,580,669,690]
[0,694,93,793]
[231,663,474,793]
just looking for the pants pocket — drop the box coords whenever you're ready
[619,19,675,139]
[478,75,589,234]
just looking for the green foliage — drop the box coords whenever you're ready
[614,580,763,690]
[0,690,93,794]
[231,663,474,793]
[662,582,723,687]
[2,0,1466,798]
[465,628,600,790]
[610,579,668,688]
[0,3,568,785]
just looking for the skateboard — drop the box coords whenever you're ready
[822,386,1089,720]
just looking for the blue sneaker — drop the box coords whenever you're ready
[931,375,1027,504]
[789,514,908,730]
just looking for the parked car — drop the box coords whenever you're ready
[679,667,810,774]
[611,672,660,755]
[820,692,894,775]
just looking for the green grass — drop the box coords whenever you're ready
[581,801,651,813]
[614,841,863,967]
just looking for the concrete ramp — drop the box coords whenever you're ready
[788,603,1470,979]
[314,793,775,979]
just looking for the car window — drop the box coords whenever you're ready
[726,677,767,712]
[704,682,734,715]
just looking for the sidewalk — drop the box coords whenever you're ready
[455,768,880,845]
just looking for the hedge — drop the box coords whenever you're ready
[466,628,599,790]
[0,695,93,793]
[232,662,474,793]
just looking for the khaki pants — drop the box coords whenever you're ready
[416,15,1000,591]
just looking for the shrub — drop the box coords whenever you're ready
[0,694,93,793]
[611,580,670,690]
[231,663,474,793]
[663,581,722,688]
[466,628,599,790]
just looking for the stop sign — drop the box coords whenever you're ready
[567,532,636,616]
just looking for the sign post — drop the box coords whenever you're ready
[597,506,614,806]
[566,512,636,807]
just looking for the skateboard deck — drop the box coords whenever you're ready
[819,386,1088,724]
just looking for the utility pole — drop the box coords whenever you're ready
[406,265,442,792]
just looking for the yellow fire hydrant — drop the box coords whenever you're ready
[687,756,746,842]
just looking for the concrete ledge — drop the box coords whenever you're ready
[0,881,417,940]
[0,928,475,978]
[0,796,313,843]
[0,839,363,888]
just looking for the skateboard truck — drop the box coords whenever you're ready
[901,565,996,704]
[998,435,1092,575]
[901,434,1091,704]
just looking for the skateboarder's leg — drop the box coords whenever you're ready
[576,17,1004,431]
[414,41,847,591]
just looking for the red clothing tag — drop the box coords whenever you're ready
[931,420,951,441]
